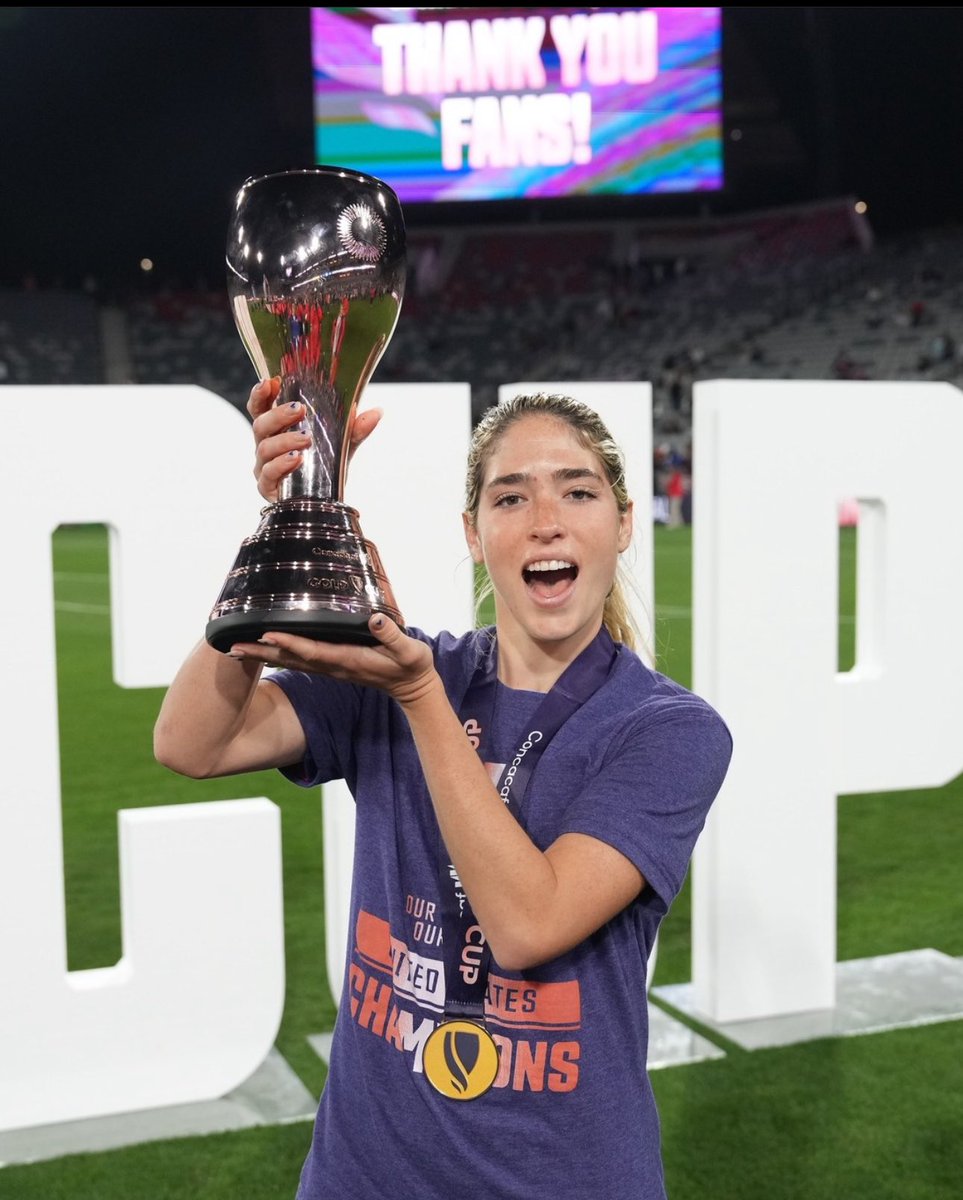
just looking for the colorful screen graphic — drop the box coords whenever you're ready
[312,7,723,203]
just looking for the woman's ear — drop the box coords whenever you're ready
[463,513,484,564]
[618,500,634,553]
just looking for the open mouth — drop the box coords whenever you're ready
[522,559,578,600]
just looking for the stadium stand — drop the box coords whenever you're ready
[0,288,103,385]
[4,200,961,456]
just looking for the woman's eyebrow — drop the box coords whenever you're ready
[486,472,530,489]
[555,467,604,483]
[487,467,603,489]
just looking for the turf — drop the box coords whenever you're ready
[1,522,959,1198]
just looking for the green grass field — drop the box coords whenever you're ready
[1,524,961,1199]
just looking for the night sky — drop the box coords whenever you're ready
[2,7,962,290]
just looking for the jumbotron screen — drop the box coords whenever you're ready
[312,7,723,203]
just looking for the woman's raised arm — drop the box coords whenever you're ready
[154,377,384,779]
[153,637,305,778]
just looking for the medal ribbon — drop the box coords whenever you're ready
[438,626,618,1022]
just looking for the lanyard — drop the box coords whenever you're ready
[438,626,618,1021]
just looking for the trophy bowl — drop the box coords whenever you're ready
[205,166,407,653]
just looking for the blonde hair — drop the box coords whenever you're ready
[464,393,645,653]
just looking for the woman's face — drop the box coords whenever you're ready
[464,414,633,665]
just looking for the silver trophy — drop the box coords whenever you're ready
[206,167,406,652]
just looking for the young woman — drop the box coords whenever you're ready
[155,384,732,1200]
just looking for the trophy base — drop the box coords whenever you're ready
[205,607,387,653]
[205,499,404,655]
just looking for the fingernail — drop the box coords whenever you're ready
[287,450,300,458]
[289,401,301,410]
[227,648,245,659]
[372,614,385,630]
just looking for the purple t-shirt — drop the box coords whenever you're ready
[268,628,732,1200]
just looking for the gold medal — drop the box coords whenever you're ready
[423,1019,500,1100]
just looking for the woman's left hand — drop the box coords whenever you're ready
[228,613,439,706]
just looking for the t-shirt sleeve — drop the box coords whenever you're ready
[261,627,440,790]
[559,698,733,914]
[263,668,366,789]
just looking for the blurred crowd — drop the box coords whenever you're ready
[3,198,961,527]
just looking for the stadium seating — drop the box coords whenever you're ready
[3,200,960,451]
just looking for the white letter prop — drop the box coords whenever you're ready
[691,379,963,1023]
[322,384,475,1007]
[0,385,284,1130]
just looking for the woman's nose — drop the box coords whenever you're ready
[529,497,563,539]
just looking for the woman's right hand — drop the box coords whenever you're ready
[246,377,384,504]
[247,377,311,503]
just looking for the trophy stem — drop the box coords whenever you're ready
[275,372,343,503]
[206,499,404,653]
